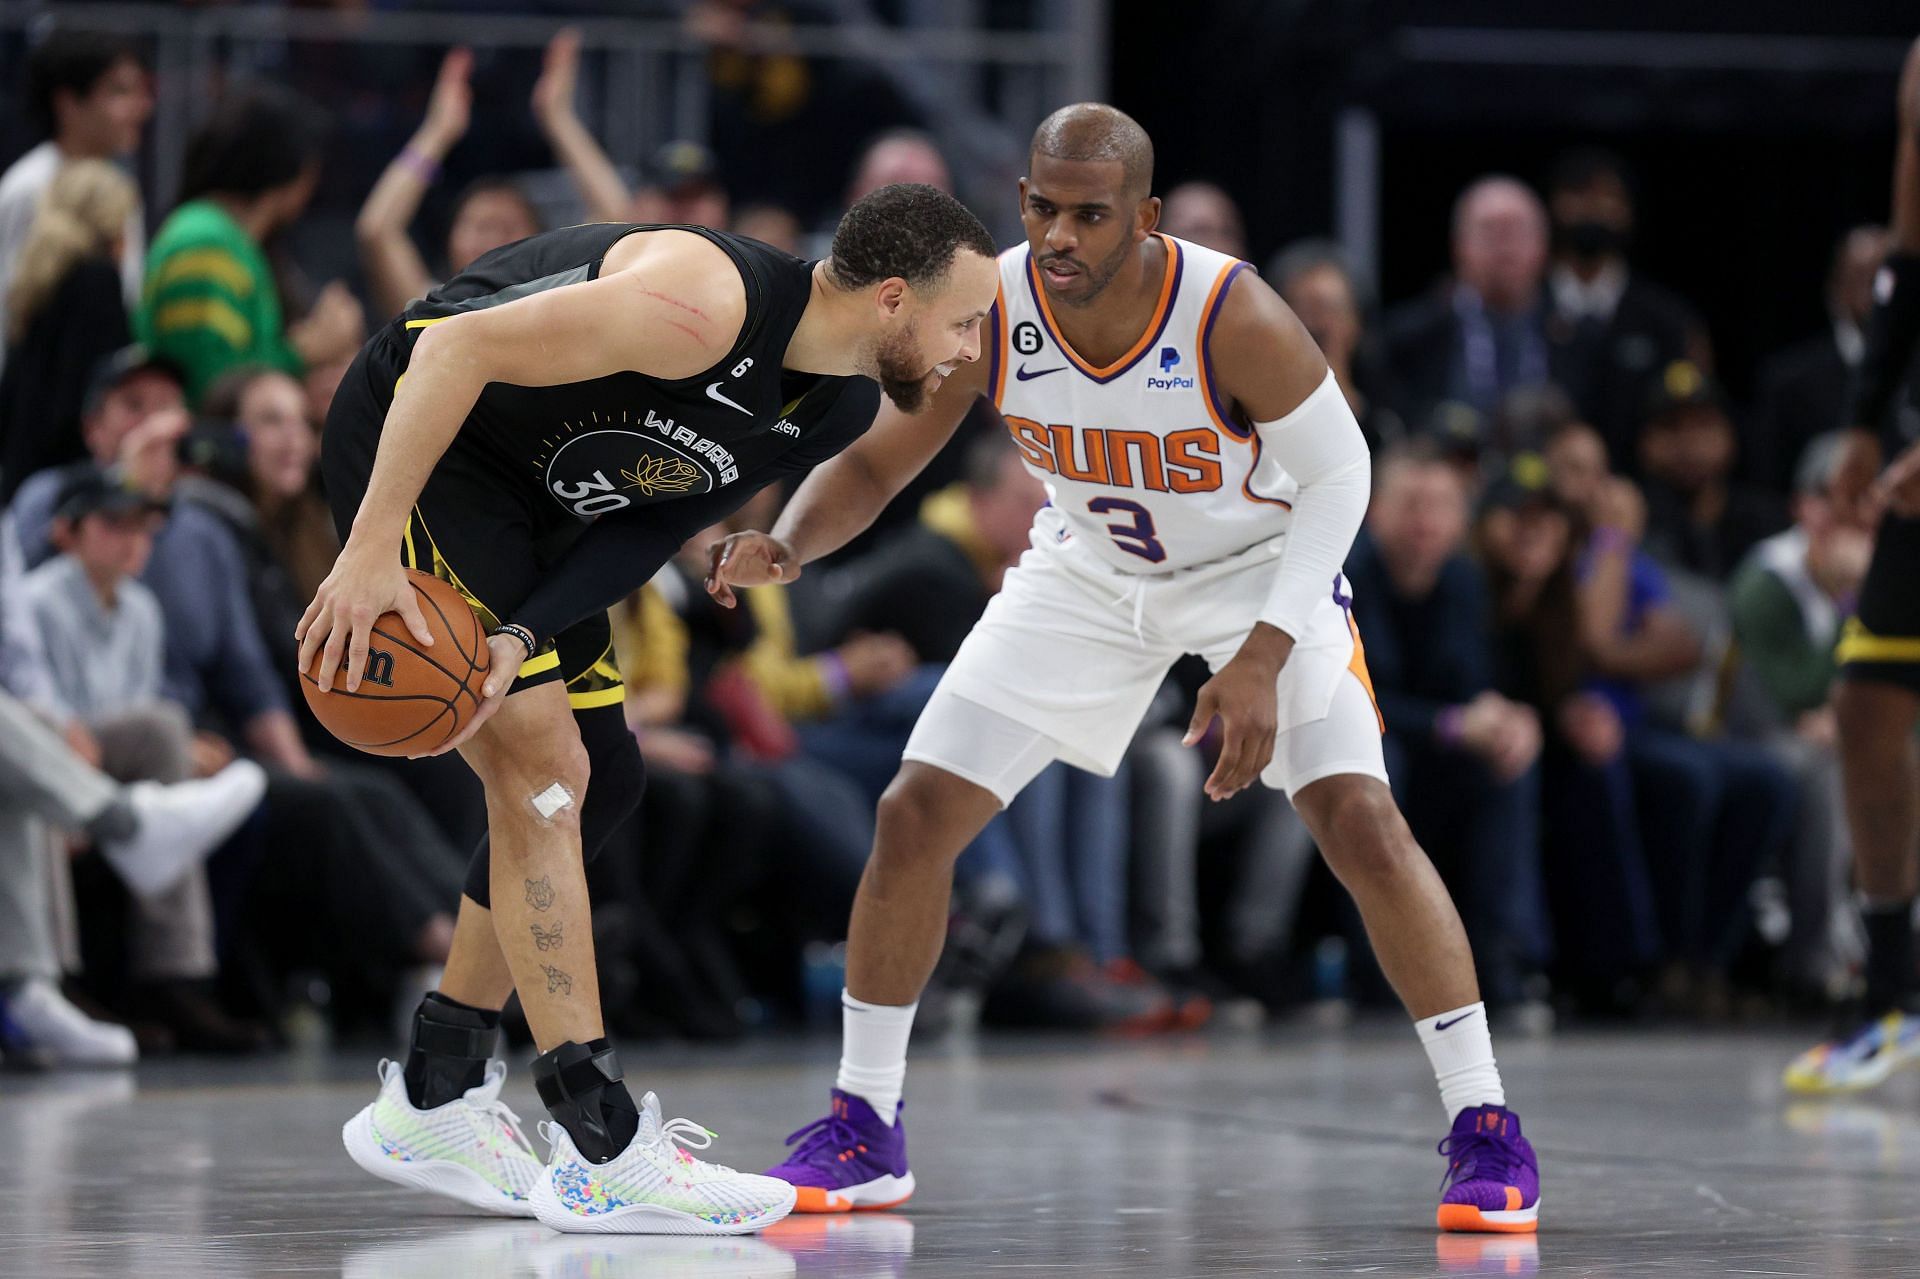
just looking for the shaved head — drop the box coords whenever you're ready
[1030,103,1154,198]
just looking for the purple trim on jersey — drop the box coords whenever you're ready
[1202,261,1253,439]
[1240,431,1295,510]
[986,299,1003,408]
[1024,239,1186,385]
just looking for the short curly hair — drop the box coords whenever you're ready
[825,183,995,292]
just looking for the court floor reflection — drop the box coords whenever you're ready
[5,1027,1920,1276]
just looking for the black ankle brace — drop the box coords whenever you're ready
[402,992,499,1110]
[532,1037,639,1164]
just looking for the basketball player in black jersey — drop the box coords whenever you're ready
[299,184,997,1233]
[1785,36,1920,1094]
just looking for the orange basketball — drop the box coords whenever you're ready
[300,569,491,757]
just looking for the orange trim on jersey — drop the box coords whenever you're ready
[988,282,1009,407]
[1026,234,1182,381]
[1347,614,1384,733]
[1196,259,1248,437]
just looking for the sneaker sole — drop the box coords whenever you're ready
[789,1172,916,1214]
[342,1104,534,1217]
[1436,1199,1540,1234]
[1783,1047,1920,1094]
[529,1171,798,1235]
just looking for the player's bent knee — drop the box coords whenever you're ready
[875,763,997,865]
[1299,776,1416,884]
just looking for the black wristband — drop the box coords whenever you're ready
[489,623,537,662]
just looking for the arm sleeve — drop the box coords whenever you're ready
[1254,371,1373,641]
[515,388,878,646]
[1852,252,1920,445]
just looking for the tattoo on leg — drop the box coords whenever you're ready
[541,964,573,996]
[525,875,556,911]
[530,921,564,951]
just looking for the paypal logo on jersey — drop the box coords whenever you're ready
[1146,346,1194,391]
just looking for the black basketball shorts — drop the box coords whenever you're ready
[1837,512,1920,696]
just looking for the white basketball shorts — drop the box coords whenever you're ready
[902,523,1388,806]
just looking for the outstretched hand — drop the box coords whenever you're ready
[532,29,581,125]
[423,47,474,147]
[704,531,798,608]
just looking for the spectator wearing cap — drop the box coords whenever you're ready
[23,462,272,1053]
[633,140,731,231]
[1344,439,1547,1008]
[1544,149,1711,465]
[1639,360,1788,580]
[1730,433,1875,997]
[136,82,362,406]
[0,30,153,363]
[1270,240,1407,459]
[1161,182,1247,259]
[0,160,141,500]
[1384,175,1555,427]
[1748,226,1892,496]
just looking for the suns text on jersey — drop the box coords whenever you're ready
[1002,416,1224,491]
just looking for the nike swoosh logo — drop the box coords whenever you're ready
[705,383,753,416]
[1433,1011,1478,1032]
[1015,364,1064,381]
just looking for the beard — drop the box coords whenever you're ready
[1037,234,1133,308]
[873,325,934,413]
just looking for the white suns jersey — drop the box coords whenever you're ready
[986,233,1297,575]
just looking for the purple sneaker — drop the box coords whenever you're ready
[1436,1104,1540,1233]
[765,1089,915,1213]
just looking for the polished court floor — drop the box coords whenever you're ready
[5,1025,1920,1277]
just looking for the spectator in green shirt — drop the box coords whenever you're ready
[1729,432,1876,998]
[136,83,362,406]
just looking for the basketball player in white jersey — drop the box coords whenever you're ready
[711,104,1542,1234]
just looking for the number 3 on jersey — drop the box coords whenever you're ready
[1088,497,1166,564]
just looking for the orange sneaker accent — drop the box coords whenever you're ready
[791,1186,853,1214]
[1436,1203,1538,1234]
[1503,1186,1522,1211]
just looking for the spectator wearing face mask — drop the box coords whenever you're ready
[1544,149,1712,468]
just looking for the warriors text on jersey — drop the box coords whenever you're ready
[984,233,1292,574]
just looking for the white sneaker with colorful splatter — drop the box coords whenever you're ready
[530,1091,796,1235]
[342,1058,543,1215]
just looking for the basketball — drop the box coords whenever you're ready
[299,569,490,757]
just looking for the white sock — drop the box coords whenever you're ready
[835,990,917,1125]
[1416,1002,1505,1122]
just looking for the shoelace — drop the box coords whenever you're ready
[474,1095,538,1158]
[784,1111,861,1165]
[1435,1130,1518,1193]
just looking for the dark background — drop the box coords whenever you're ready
[1112,0,1918,401]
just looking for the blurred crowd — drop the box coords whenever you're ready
[0,26,1898,1068]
